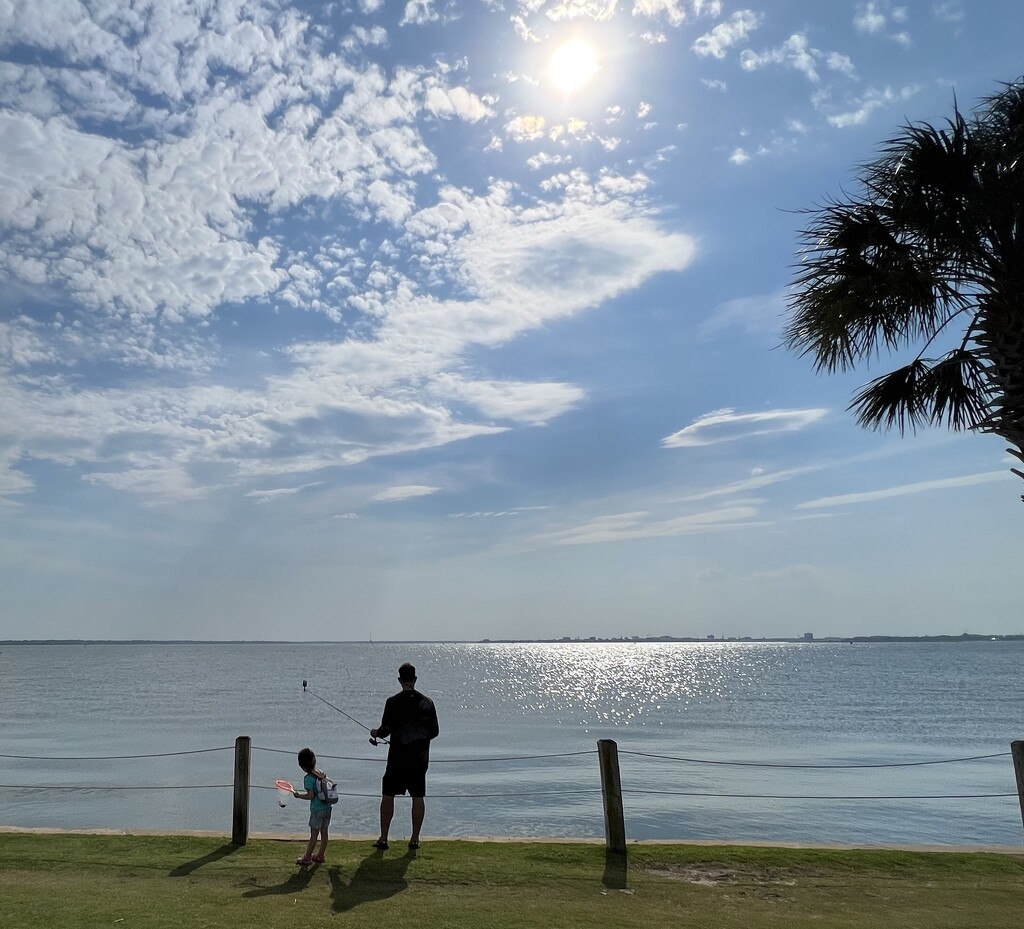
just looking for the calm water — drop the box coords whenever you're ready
[0,641,1020,846]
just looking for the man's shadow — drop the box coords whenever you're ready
[169,843,241,877]
[329,848,415,912]
[241,863,320,898]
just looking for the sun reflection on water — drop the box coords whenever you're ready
[440,641,787,733]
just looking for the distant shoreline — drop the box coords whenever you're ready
[1,634,1022,646]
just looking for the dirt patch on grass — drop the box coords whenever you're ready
[642,862,814,887]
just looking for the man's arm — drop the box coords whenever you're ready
[371,695,394,740]
[427,699,439,741]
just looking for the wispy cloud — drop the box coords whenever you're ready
[699,290,787,340]
[662,408,828,448]
[246,482,323,503]
[373,485,441,503]
[531,505,764,547]
[820,84,920,128]
[798,471,1008,509]
[448,506,549,518]
[677,465,822,501]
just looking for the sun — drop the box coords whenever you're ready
[546,38,599,94]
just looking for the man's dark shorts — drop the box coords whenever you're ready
[382,759,428,798]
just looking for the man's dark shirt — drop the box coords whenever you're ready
[377,689,439,765]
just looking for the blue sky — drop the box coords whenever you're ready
[2,0,1022,641]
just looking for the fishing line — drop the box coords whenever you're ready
[302,680,387,745]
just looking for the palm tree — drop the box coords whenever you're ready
[784,79,1024,500]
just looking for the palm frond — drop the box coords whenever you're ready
[849,360,931,434]
[918,349,992,430]
[786,203,959,370]
[849,351,992,435]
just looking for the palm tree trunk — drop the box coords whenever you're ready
[974,289,1024,498]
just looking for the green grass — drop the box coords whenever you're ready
[1,833,1022,929]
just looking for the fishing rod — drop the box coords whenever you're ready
[302,680,387,745]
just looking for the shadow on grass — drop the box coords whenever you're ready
[602,850,629,890]
[169,843,241,877]
[329,847,415,912]
[242,863,320,898]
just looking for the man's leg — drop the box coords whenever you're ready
[410,797,425,845]
[378,794,395,845]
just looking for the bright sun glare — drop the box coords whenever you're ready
[547,38,598,93]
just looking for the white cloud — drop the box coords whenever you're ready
[692,10,762,59]
[246,482,323,502]
[449,506,549,518]
[798,472,1008,509]
[678,465,821,502]
[662,408,829,448]
[505,114,547,141]
[401,0,438,26]
[0,1,699,508]
[546,1,618,22]
[424,85,493,122]
[531,505,763,547]
[932,2,964,23]
[854,1,887,33]
[430,374,585,425]
[632,0,688,27]
[699,290,786,339]
[728,147,750,165]
[373,484,441,502]
[740,33,822,82]
[855,1,913,44]
[823,84,920,127]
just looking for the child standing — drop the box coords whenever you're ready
[292,747,332,865]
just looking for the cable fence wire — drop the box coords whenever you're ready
[0,746,234,761]
[251,745,598,763]
[0,743,1017,806]
[616,746,1017,806]
[617,749,1011,768]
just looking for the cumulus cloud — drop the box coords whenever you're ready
[424,85,493,121]
[821,84,920,127]
[662,408,829,448]
[632,0,688,26]
[401,0,438,26]
[547,1,618,22]
[692,10,762,58]
[740,33,823,82]
[854,2,912,45]
[0,1,698,508]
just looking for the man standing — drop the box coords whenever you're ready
[370,662,439,850]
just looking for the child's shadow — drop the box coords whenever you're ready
[242,863,319,898]
[329,849,415,912]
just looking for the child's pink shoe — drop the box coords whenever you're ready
[312,854,325,863]
[296,855,314,866]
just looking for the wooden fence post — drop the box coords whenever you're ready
[232,735,251,846]
[1012,741,1024,844]
[597,739,627,853]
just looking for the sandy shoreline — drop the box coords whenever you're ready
[1,825,1020,855]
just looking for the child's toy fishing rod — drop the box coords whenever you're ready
[302,680,387,745]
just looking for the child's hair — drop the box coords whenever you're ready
[298,747,316,773]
